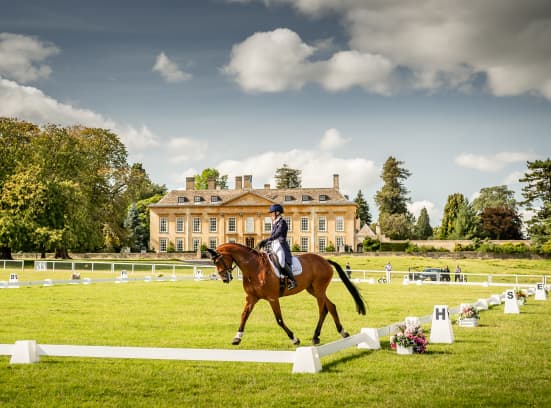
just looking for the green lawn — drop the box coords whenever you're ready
[0,257,550,407]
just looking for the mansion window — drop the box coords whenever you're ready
[300,237,309,252]
[301,217,309,232]
[209,217,217,233]
[159,217,168,233]
[193,217,201,233]
[176,217,184,233]
[176,238,184,252]
[318,216,327,232]
[319,237,327,252]
[336,216,344,232]
[228,217,237,233]
[284,216,292,231]
[264,217,272,232]
[159,238,167,252]
[192,238,201,252]
[245,217,254,233]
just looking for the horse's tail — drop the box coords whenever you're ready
[327,259,366,315]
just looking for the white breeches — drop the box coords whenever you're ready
[271,240,285,267]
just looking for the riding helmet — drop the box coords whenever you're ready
[269,204,284,214]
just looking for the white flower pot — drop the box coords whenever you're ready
[458,317,478,327]
[396,345,414,355]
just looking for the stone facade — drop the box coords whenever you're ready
[149,174,359,253]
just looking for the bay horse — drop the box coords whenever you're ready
[207,243,366,346]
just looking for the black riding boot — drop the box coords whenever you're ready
[282,263,297,290]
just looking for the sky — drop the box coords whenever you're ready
[1,0,550,225]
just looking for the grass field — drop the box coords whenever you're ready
[1,257,550,407]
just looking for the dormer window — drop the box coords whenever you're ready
[177,196,187,204]
[319,194,329,202]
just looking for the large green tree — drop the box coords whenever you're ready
[519,159,551,245]
[439,193,478,239]
[275,164,301,189]
[354,190,372,227]
[195,168,228,190]
[414,207,433,239]
[375,157,413,239]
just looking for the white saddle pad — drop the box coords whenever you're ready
[268,256,302,278]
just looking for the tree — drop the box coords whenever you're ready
[354,190,371,227]
[374,157,413,239]
[275,164,301,189]
[414,207,433,239]
[481,207,523,239]
[439,193,478,239]
[519,159,551,244]
[472,185,517,213]
[195,168,228,190]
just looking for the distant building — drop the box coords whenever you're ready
[149,174,361,253]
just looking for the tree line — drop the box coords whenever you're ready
[0,118,166,259]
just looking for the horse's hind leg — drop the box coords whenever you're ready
[233,295,258,345]
[310,291,329,345]
[268,299,300,346]
[325,296,350,338]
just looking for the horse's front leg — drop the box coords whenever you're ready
[269,299,300,346]
[233,295,258,345]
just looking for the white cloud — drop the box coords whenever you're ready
[224,28,315,92]
[0,77,158,151]
[211,147,378,197]
[235,1,551,100]
[224,28,393,93]
[153,52,192,83]
[408,200,436,221]
[0,32,59,83]
[166,137,208,162]
[455,152,536,172]
[319,128,350,151]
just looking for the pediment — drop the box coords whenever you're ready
[222,192,275,207]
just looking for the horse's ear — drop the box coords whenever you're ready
[206,248,219,259]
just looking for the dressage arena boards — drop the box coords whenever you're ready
[2,276,545,373]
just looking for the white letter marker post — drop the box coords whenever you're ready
[430,305,454,344]
[504,289,520,314]
[535,283,547,301]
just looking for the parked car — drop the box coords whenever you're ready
[409,267,451,282]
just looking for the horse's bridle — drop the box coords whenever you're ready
[212,252,236,283]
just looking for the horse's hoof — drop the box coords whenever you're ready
[312,337,320,345]
[232,338,241,345]
[292,338,301,346]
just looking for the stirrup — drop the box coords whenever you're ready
[287,279,297,290]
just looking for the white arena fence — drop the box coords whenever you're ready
[1,289,546,373]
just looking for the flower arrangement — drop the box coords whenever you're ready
[515,288,527,303]
[390,321,427,353]
[458,304,479,320]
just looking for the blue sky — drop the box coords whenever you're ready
[1,0,550,225]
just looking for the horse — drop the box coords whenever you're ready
[207,242,366,346]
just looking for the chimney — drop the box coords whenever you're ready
[244,175,252,189]
[186,177,195,190]
[333,174,340,191]
[207,176,215,190]
[235,176,242,190]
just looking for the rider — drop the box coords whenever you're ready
[258,204,297,290]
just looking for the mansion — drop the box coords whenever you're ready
[149,174,365,254]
